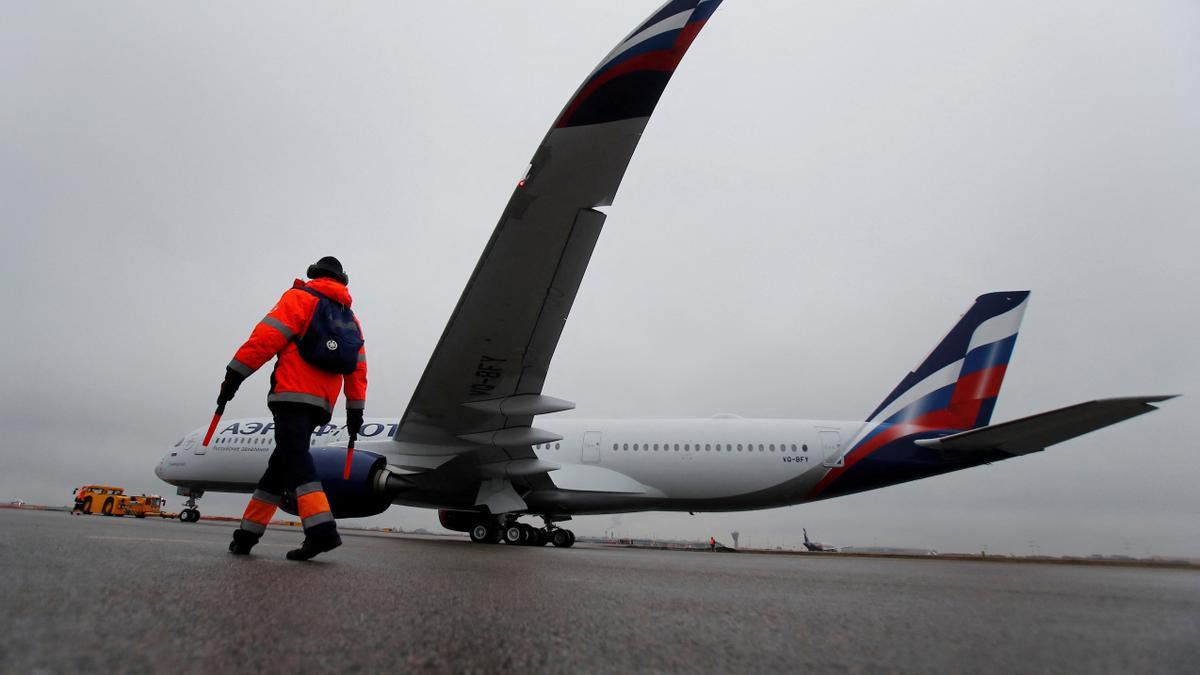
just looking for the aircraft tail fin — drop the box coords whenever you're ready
[865,291,1031,431]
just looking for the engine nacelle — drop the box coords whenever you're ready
[278,447,394,519]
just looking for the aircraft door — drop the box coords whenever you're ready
[819,430,842,467]
[582,431,602,464]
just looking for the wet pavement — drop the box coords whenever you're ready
[2,508,1197,673]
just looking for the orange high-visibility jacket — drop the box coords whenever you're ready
[228,278,367,414]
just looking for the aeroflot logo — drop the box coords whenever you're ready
[217,421,401,438]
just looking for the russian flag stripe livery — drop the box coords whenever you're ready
[866,292,1029,430]
[809,292,1030,499]
[555,0,722,129]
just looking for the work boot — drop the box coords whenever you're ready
[228,528,260,555]
[286,532,342,561]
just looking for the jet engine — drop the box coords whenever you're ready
[277,447,397,519]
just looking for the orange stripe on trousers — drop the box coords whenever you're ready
[242,498,278,525]
[297,491,331,519]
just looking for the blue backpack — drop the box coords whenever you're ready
[295,287,363,374]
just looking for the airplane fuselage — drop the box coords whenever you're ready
[157,414,986,517]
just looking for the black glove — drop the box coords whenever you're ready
[217,368,245,405]
[346,408,364,438]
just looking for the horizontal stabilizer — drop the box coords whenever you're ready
[914,396,1176,456]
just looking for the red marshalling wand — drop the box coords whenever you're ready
[343,434,356,480]
[202,403,226,447]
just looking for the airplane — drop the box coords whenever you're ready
[803,529,837,553]
[156,0,1172,547]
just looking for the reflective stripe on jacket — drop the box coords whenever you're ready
[228,277,368,413]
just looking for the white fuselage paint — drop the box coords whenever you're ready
[157,416,873,514]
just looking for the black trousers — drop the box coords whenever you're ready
[254,402,337,537]
[257,403,323,496]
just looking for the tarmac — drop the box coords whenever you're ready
[2,508,1198,673]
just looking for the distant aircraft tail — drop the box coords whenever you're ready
[865,291,1030,431]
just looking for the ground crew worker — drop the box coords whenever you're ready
[218,256,367,561]
[710,536,716,552]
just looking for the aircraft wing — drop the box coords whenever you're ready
[914,396,1176,456]
[395,1,724,456]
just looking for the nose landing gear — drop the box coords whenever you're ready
[177,487,204,523]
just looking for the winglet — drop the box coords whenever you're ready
[554,0,724,129]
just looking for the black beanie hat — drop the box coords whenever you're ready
[306,256,349,285]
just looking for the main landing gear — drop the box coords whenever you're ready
[177,487,203,523]
[469,515,576,548]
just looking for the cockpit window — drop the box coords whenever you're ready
[174,437,185,447]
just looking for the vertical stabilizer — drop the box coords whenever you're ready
[865,291,1030,431]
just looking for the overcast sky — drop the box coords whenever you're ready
[3,1,1197,557]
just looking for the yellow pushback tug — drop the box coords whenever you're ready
[76,485,169,518]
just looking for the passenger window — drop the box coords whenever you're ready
[685,444,690,451]
[623,444,628,450]
[803,444,808,452]
[759,444,764,452]
[737,444,742,452]
[555,443,560,449]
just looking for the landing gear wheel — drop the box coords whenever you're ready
[534,529,549,546]
[566,530,575,547]
[178,490,203,523]
[503,524,524,545]
[519,523,538,545]
[551,529,573,547]
[470,523,498,544]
